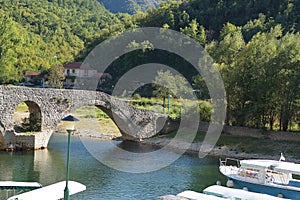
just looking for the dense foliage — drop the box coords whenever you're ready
[125,0,299,131]
[207,24,300,131]
[133,0,300,131]
[138,0,300,40]
[0,0,122,83]
[98,0,165,14]
[1,0,300,131]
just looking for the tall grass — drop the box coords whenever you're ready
[129,96,212,121]
[73,106,110,119]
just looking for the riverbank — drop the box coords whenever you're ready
[52,112,300,163]
[66,122,300,163]
[142,134,300,163]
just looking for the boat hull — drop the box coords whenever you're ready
[230,178,300,200]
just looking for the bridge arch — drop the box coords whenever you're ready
[13,101,42,132]
[95,105,129,138]
[65,106,121,138]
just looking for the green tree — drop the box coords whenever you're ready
[208,24,300,131]
[275,31,300,131]
[47,65,65,88]
[153,70,192,109]
[180,19,206,45]
[206,24,245,125]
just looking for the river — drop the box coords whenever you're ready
[0,134,226,199]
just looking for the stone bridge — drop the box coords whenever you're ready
[0,86,171,150]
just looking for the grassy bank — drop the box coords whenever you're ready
[129,96,212,121]
[155,130,300,160]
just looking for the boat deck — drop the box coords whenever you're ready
[203,185,291,200]
[7,181,86,200]
[0,181,42,190]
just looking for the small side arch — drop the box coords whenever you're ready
[14,101,42,132]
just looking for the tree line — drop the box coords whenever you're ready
[207,24,300,131]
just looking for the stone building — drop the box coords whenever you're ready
[63,62,111,89]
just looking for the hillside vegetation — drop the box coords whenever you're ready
[108,0,300,132]
[98,0,166,14]
[0,0,122,83]
[0,0,300,132]
[138,0,299,39]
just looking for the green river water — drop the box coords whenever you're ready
[0,134,226,200]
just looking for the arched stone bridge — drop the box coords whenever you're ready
[0,86,172,150]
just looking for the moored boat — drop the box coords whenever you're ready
[160,185,291,200]
[203,185,291,200]
[7,181,86,200]
[219,157,300,199]
[177,190,226,199]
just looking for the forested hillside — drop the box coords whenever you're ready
[139,0,300,40]
[0,0,123,83]
[98,0,165,14]
[98,0,140,14]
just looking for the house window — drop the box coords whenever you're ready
[72,69,76,74]
[84,70,88,76]
[67,69,70,76]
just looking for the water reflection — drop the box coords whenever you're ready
[33,149,65,185]
[0,134,225,199]
[117,141,161,153]
[0,151,34,181]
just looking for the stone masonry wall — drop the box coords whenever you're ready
[0,86,168,149]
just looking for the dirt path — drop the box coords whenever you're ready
[57,116,122,140]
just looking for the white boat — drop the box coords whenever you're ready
[203,185,290,200]
[7,181,86,200]
[0,181,42,200]
[177,190,225,199]
[167,186,290,200]
[219,157,300,199]
[0,181,42,190]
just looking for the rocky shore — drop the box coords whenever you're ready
[57,120,300,163]
[141,137,300,163]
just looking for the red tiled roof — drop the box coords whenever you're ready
[64,62,93,70]
[25,71,41,76]
[64,62,81,69]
